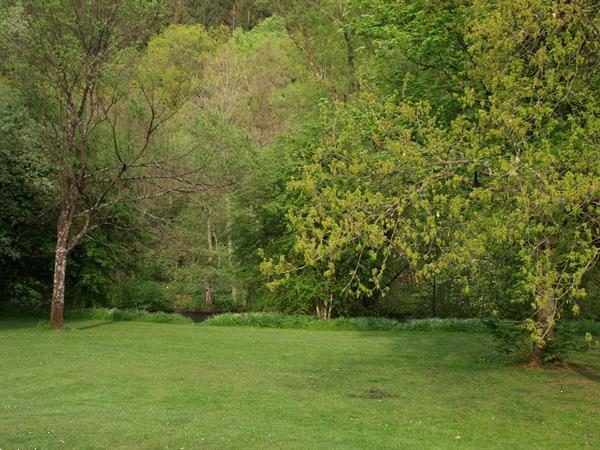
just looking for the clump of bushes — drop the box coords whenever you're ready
[203,312,317,329]
[64,308,192,324]
[116,279,172,311]
[488,319,600,362]
[202,313,489,333]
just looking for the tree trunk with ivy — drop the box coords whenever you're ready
[528,288,558,366]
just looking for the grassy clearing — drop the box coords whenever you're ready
[1,319,599,449]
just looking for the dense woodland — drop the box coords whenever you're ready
[0,0,599,364]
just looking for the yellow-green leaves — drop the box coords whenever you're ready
[142,24,216,108]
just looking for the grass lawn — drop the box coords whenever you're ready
[1,319,599,449]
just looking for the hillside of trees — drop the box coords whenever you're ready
[0,0,598,364]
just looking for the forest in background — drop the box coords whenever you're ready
[0,0,598,364]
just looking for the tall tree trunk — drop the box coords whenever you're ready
[49,197,74,328]
[231,0,239,30]
[50,243,68,327]
[214,230,221,269]
[204,211,214,310]
[226,208,241,307]
[431,276,437,317]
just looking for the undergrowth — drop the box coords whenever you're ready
[202,313,490,332]
[64,308,193,324]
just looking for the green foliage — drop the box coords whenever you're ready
[262,95,445,315]
[117,279,171,311]
[486,320,532,357]
[143,23,216,103]
[0,0,169,112]
[0,84,54,307]
[203,312,488,332]
[0,86,51,230]
[489,319,600,363]
[268,0,600,362]
[203,312,317,329]
[64,308,192,324]
[60,203,154,309]
[0,0,597,365]
[350,0,470,116]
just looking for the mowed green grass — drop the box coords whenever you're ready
[1,319,598,449]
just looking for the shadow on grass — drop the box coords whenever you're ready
[568,363,600,383]
[0,318,117,332]
[0,318,44,331]
[73,321,114,331]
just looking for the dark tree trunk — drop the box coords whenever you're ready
[431,276,437,317]
[528,290,556,367]
[205,212,214,310]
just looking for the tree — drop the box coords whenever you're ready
[0,1,215,327]
[459,0,600,364]
[273,0,599,362]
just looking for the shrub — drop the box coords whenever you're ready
[487,319,600,362]
[201,312,313,329]
[64,308,192,325]
[117,279,172,311]
[213,295,239,312]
